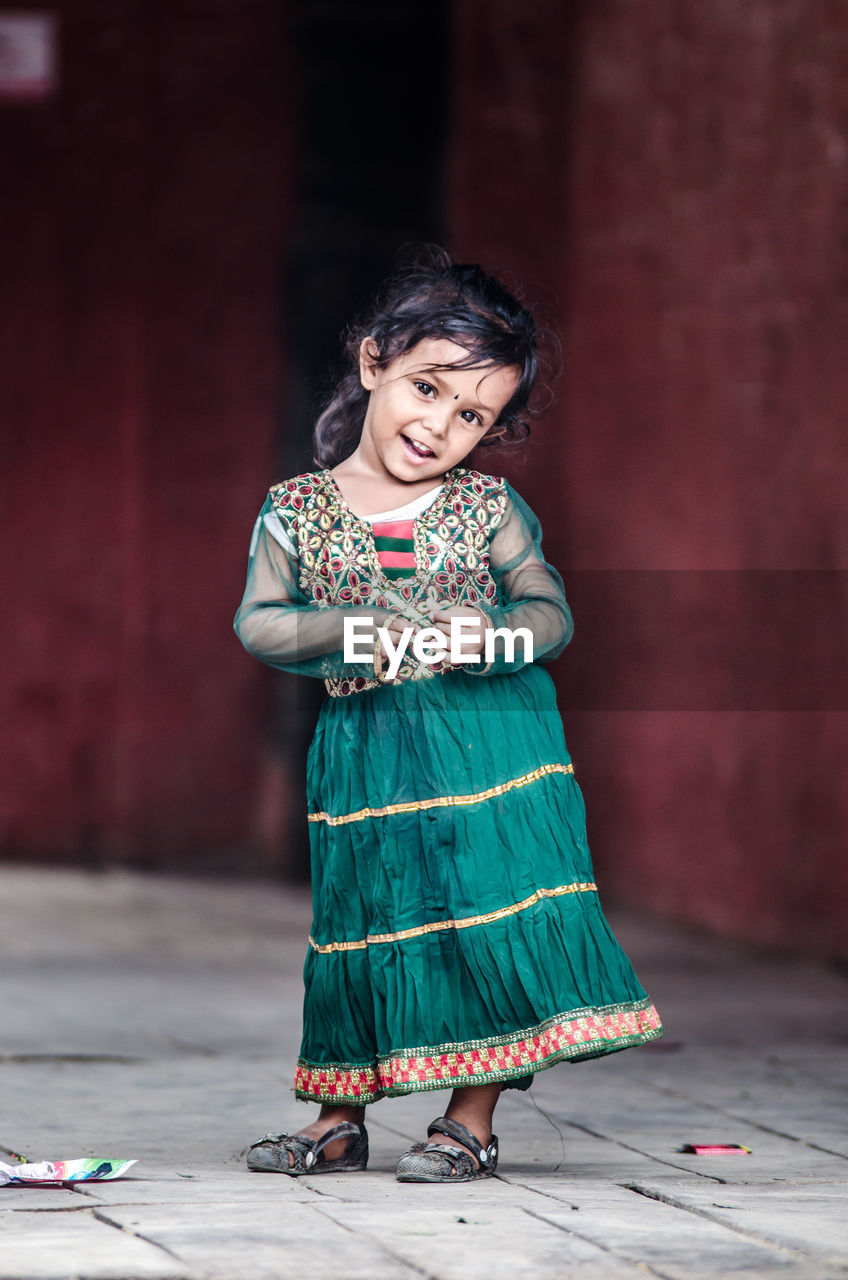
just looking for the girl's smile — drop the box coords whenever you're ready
[401,432,437,463]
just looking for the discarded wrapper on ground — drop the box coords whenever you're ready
[0,1157,137,1186]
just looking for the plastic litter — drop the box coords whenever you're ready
[678,1143,751,1155]
[0,1158,137,1186]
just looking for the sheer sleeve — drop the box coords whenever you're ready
[233,496,395,680]
[466,480,574,677]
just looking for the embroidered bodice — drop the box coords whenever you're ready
[272,467,505,695]
[234,465,574,697]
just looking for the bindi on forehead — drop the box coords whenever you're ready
[418,364,513,415]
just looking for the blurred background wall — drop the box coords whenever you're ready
[1,1,846,957]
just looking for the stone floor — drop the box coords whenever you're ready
[1,866,847,1279]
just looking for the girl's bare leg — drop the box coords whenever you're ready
[427,1081,503,1165]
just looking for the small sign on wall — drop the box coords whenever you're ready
[0,11,58,101]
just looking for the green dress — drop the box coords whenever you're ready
[234,464,662,1105]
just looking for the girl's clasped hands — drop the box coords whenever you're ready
[374,603,490,679]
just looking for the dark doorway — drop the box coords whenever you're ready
[271,0,452,878]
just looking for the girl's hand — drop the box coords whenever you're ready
[426,604,491,661]
[373,612,424,677]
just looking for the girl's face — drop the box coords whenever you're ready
[357,337,521,483]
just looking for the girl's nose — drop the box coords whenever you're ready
[421,403,451,435]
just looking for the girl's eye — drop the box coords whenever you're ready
[412,380,480,425]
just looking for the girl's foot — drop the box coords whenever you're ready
[434,1081,502,1166]
[246,1105,366,1171]
[281,1113,363,1165]
[396,1082,503,1181]
[395,1114,499,1182]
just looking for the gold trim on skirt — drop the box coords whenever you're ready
[309,880,598,954]
[307,761,575,827]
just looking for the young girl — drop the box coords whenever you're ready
[234,246,662,1183]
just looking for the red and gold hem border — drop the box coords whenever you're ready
[294,998,663,1104]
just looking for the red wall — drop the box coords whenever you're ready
[0,2,288,867]
[451,1,848,957]
[3,1,846,956]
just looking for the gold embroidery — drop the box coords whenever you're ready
[269,468,508,698]
[308,880,597,953]
[320,466,463,588]
[308,761,574,826]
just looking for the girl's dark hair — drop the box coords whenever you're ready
[312,244,558,468]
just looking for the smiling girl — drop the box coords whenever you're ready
[234,246,662,1182]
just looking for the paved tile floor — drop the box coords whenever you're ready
[1,866,847,1279]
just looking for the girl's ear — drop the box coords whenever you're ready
[359,337,381,389]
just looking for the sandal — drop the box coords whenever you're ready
[246,1121,368,1176]
[395,1115,499,1183]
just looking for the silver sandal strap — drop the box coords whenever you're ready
[426,1116,498,1165]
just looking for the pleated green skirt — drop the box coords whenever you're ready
[296,664,662,1104]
